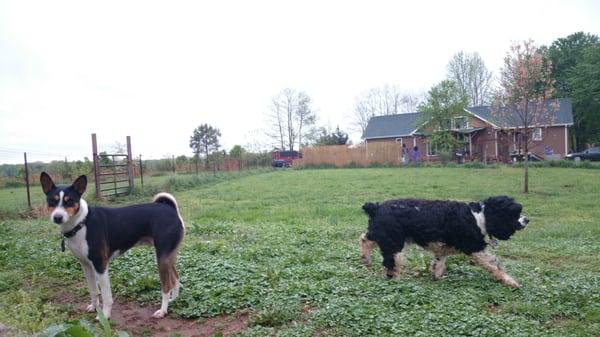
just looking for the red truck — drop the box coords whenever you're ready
[272,150,302,167]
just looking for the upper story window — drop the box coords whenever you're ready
[532,128,543,141]
[452,116,469,130]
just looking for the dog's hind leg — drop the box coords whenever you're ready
[470,251,519,288]
[153,252,179,318]
[81,262,99,313]
[429,256,446,280]
[359,232,376,266]
[170,264,181,301]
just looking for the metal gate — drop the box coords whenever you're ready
[92,134,134,197]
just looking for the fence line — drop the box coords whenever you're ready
[298,143,405,167]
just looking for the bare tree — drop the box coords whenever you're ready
[266,88,316,151]
[447,51,494,106]
[352,85,424,133]
[493,40,557,193]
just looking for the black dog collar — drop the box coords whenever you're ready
[60,221,86,252]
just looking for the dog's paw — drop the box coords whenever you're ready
[85,304,96,313]
[360,256,372,266]
[503,277,520,288]
[152,309,167,319]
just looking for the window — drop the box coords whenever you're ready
[532,128,542,141]
[452,116,469,130]
[427,143,438,156]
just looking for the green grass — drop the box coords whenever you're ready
[1,167,600,336]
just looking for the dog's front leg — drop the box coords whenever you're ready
[470,251,519,288]
[81,263,99,312]
[96,270,114,319]
[430,256,446,280]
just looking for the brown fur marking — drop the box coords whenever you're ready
[359,233,376,266]
[65,203,80,217]
[158,251,179,293]
[470,251,519,288]
[424,242,459,256]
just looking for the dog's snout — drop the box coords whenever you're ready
[53,214,64,224]
[518,216,529,228]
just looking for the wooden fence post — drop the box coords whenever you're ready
[92,134,101,197]
[24,152,31,208]
[126,136,134,191]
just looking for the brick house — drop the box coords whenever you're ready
[362,98,574,163]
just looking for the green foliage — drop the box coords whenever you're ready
[546,32,599,97]
[38,311,130,337]
[229,145,246,159]
[313,126,349,146]
[2,168,600,336]
[544,32,600,150]
[568,44,600,147]
[417,80,469,152]
[189,124,222,168]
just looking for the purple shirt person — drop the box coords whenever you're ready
[412,146,420,164]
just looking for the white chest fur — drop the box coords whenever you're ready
[66,226,90,262]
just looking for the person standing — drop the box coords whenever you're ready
[412,146,420,164]
[401,143,408,164]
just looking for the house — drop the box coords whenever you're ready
[362,98,574,163]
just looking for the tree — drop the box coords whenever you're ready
[267,88,316,151]
[568,44,600,147]
[314,126,349,146]
[447,51,494,106]
[189,124,221,169]
[229,145,246,159]
[493,40,557,193]
[545,32,599,150]
[417,80,469,155]
[352,85,424,133]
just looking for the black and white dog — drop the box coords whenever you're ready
[40,172,185,318]
[359,196,528,287]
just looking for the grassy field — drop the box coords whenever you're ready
[1,167,599,336]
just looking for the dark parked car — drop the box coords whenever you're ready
[566,147,600,161]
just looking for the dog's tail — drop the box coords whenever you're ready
[153,192,185,229]
[362,202,379,217]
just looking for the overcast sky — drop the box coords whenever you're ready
[1,0,599,164]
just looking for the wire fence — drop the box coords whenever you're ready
[0,148,273,214]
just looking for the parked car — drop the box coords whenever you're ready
[271,150,302,167]
[565,147,600,161]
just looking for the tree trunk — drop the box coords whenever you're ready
[523,132,529,193]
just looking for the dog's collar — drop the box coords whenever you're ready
[60,219,86,252]
[62,222,85,238]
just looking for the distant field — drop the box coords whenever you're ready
[0,171,243,213]
[1,167,599,336]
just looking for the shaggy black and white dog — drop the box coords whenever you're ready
[359,196,528,287]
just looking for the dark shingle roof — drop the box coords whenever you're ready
[465,98,573,128]
[361,113,421,139]
[362,99,574,139]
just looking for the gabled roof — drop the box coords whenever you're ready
[361,113,421,139]
[465,98,574,128]
[362,98,574,139]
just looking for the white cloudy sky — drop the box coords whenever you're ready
[1,0,599,164]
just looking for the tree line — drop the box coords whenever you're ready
[188,31,598,169]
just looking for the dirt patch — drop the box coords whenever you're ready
[52,288,249,337]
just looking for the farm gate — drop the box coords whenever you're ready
[91,134,134,197]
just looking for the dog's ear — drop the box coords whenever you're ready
[40,172,56,195]
[362,202,379,217]
[72,175,87,195]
